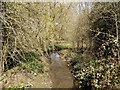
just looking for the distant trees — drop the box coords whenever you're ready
[64,2,91,51]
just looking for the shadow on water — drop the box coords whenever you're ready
[48,53,74,88]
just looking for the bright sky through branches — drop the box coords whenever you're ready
[1,0,120,2]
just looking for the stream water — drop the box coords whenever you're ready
[48,53,74,88]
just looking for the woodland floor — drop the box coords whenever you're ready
[0,56,53,88]
[0,67,52,88]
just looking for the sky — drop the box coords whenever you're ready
[1,0,120,2]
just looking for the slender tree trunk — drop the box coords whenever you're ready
[82,38,83,49]
[0,2,3,88]
[0,1,2,75]
[77,40,80,50]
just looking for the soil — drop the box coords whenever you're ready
[0,56,52,88]
[0,66,52,88]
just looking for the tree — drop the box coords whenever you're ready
[1,2,74,71]
[0,1,3,75]
[90,2,120,59]
[64,2,91,51]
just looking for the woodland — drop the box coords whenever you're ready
[0,1,120,89]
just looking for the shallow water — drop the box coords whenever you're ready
[49,53,74,88]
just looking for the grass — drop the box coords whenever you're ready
[6,83,32,89]
[18,52,44,73]
[55,43,72,50]
[4,51,45,74]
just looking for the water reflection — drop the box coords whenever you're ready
[50,53,55,60]
[50,53,59,59]
[55,53,59,58]
[50,53,62,64]
[49,53,73,88]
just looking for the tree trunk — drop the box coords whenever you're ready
[0,1,2,75]
[77,40,80,50]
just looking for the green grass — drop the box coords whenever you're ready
[18,52,44,73]
[6,83,32,89]
[55,43,72,49]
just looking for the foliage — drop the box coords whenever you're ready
[89,2,120,58]
[3,79,7,84]
[55,43,72,50]
[98,38,118,59]
[70,54,90,66]
[6,83,32,90]
[0,77,2,81]
[73,58,120,89]
[1,2,120,89]
[78,2,120,89]
[8,70,13,78]
[18,52,44,73]
[67,52,75,57]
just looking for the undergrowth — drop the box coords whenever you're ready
[5,52,44,73]
[70,54,120,89]
[18,52,44,73]
[3,83,32,90]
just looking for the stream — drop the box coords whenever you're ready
[48,53,74,88]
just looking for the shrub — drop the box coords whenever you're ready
[74,58,120,89]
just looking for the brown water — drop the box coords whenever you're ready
[49,53,74,88]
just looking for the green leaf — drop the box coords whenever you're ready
[0,77,2,81]
[101,28,103,30]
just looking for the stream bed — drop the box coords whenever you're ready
[48,53,74,88]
